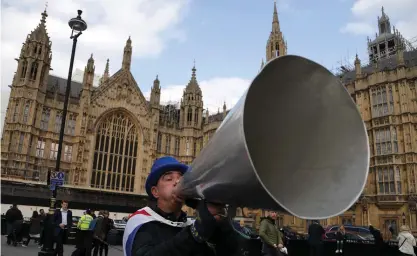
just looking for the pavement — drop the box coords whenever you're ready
[1,236,123,256]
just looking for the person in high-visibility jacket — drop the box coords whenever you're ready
[78,210,94,230]
[73,209,94,256]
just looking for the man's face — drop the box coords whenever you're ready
[270,212,277,219]
[151,171,183,206]
[40,209,44,214]
[62,202,68,210]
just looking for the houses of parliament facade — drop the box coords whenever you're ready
[1,4,417,237]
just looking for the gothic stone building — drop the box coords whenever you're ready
[335,7,417,239]
[0,9,225,195]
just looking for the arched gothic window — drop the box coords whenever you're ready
[187,107,192,124]
[91,112,138,192]
[21,61,28,79]
[165,135,171,154]
[194,109,198,125]
[30,62,38,80]
[275,42,280,57]
[12,101,20,122]
[22,101,30,124]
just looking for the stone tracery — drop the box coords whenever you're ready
[91,111,139,192]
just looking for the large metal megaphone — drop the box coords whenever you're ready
[178,55,369,219]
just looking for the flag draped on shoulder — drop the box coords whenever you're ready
[123,206,194,256]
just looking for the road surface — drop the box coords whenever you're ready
[1,236,123,256]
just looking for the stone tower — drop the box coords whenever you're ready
[265,0,287,62]
[179,63,204,159]
[367,7,410,62]
[1,9,52,178]
[13,9,52,90]
[180,63,203,129]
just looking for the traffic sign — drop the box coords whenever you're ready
[49,184,56,191]
[57,172,65,180]
[51,178,64,186]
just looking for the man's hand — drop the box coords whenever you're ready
[278,244,283,249]
[59,223,65,229]
[189,200,218,243]
[273,244,278,248]
[206,202,226,221]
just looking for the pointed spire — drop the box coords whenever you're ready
[205,108,209,124]
[272,0,280,33]
[273,0,278,23]
[260,58,265,70]
[41,7,48,24]
[266,0,285,61]
[192,60,196,80]
[153,74,160,89]
[103,58,110,80]
[122,36,132,70]
[85,53,95,73]
[104,58,109,73]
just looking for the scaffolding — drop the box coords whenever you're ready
[159,100,181,127]
[334,33,416,77]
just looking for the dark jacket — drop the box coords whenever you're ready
[259,217,282,247]
[101,217,113,240]
[308,222,325,245]
[336,230,345,241]
[131,205,239,256]
[53,209,73,235]
[370,228,384,247]
[93,216,105,239]
[5,207,23,224]
[29,216,42,235]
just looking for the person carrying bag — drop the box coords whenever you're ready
[397,225,416,256]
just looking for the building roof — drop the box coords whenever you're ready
[339,49,417,84]
[45,74,227,125]
[46,74,83,98]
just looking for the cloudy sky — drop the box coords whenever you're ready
[1,0,417,131]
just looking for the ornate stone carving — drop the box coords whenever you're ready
[87,118,94,133]
[77,143,84,162]
[409,195,417,211]
[360,196,370,212]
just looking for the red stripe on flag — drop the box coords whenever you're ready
[129,209,151,219]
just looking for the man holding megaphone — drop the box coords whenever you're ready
[123,156,240,256]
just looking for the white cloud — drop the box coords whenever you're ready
[0,0,190,131]
[144,76,251,113]
[341,0,417,39]
[340,22,374,35]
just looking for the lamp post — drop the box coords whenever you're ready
[403,212,406,225]
[38,10,87,256]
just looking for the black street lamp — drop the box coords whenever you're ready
[39,10,87,256]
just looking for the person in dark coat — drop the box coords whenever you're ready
[335,225,345,254]
[53,201,73,256]
[307,220,325,256]
[124,156,240,256]
[5,204,23,246]
[23,211,42,246]
[99,210,113,256]
[369,225,385,255]
[92,211,105,256]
